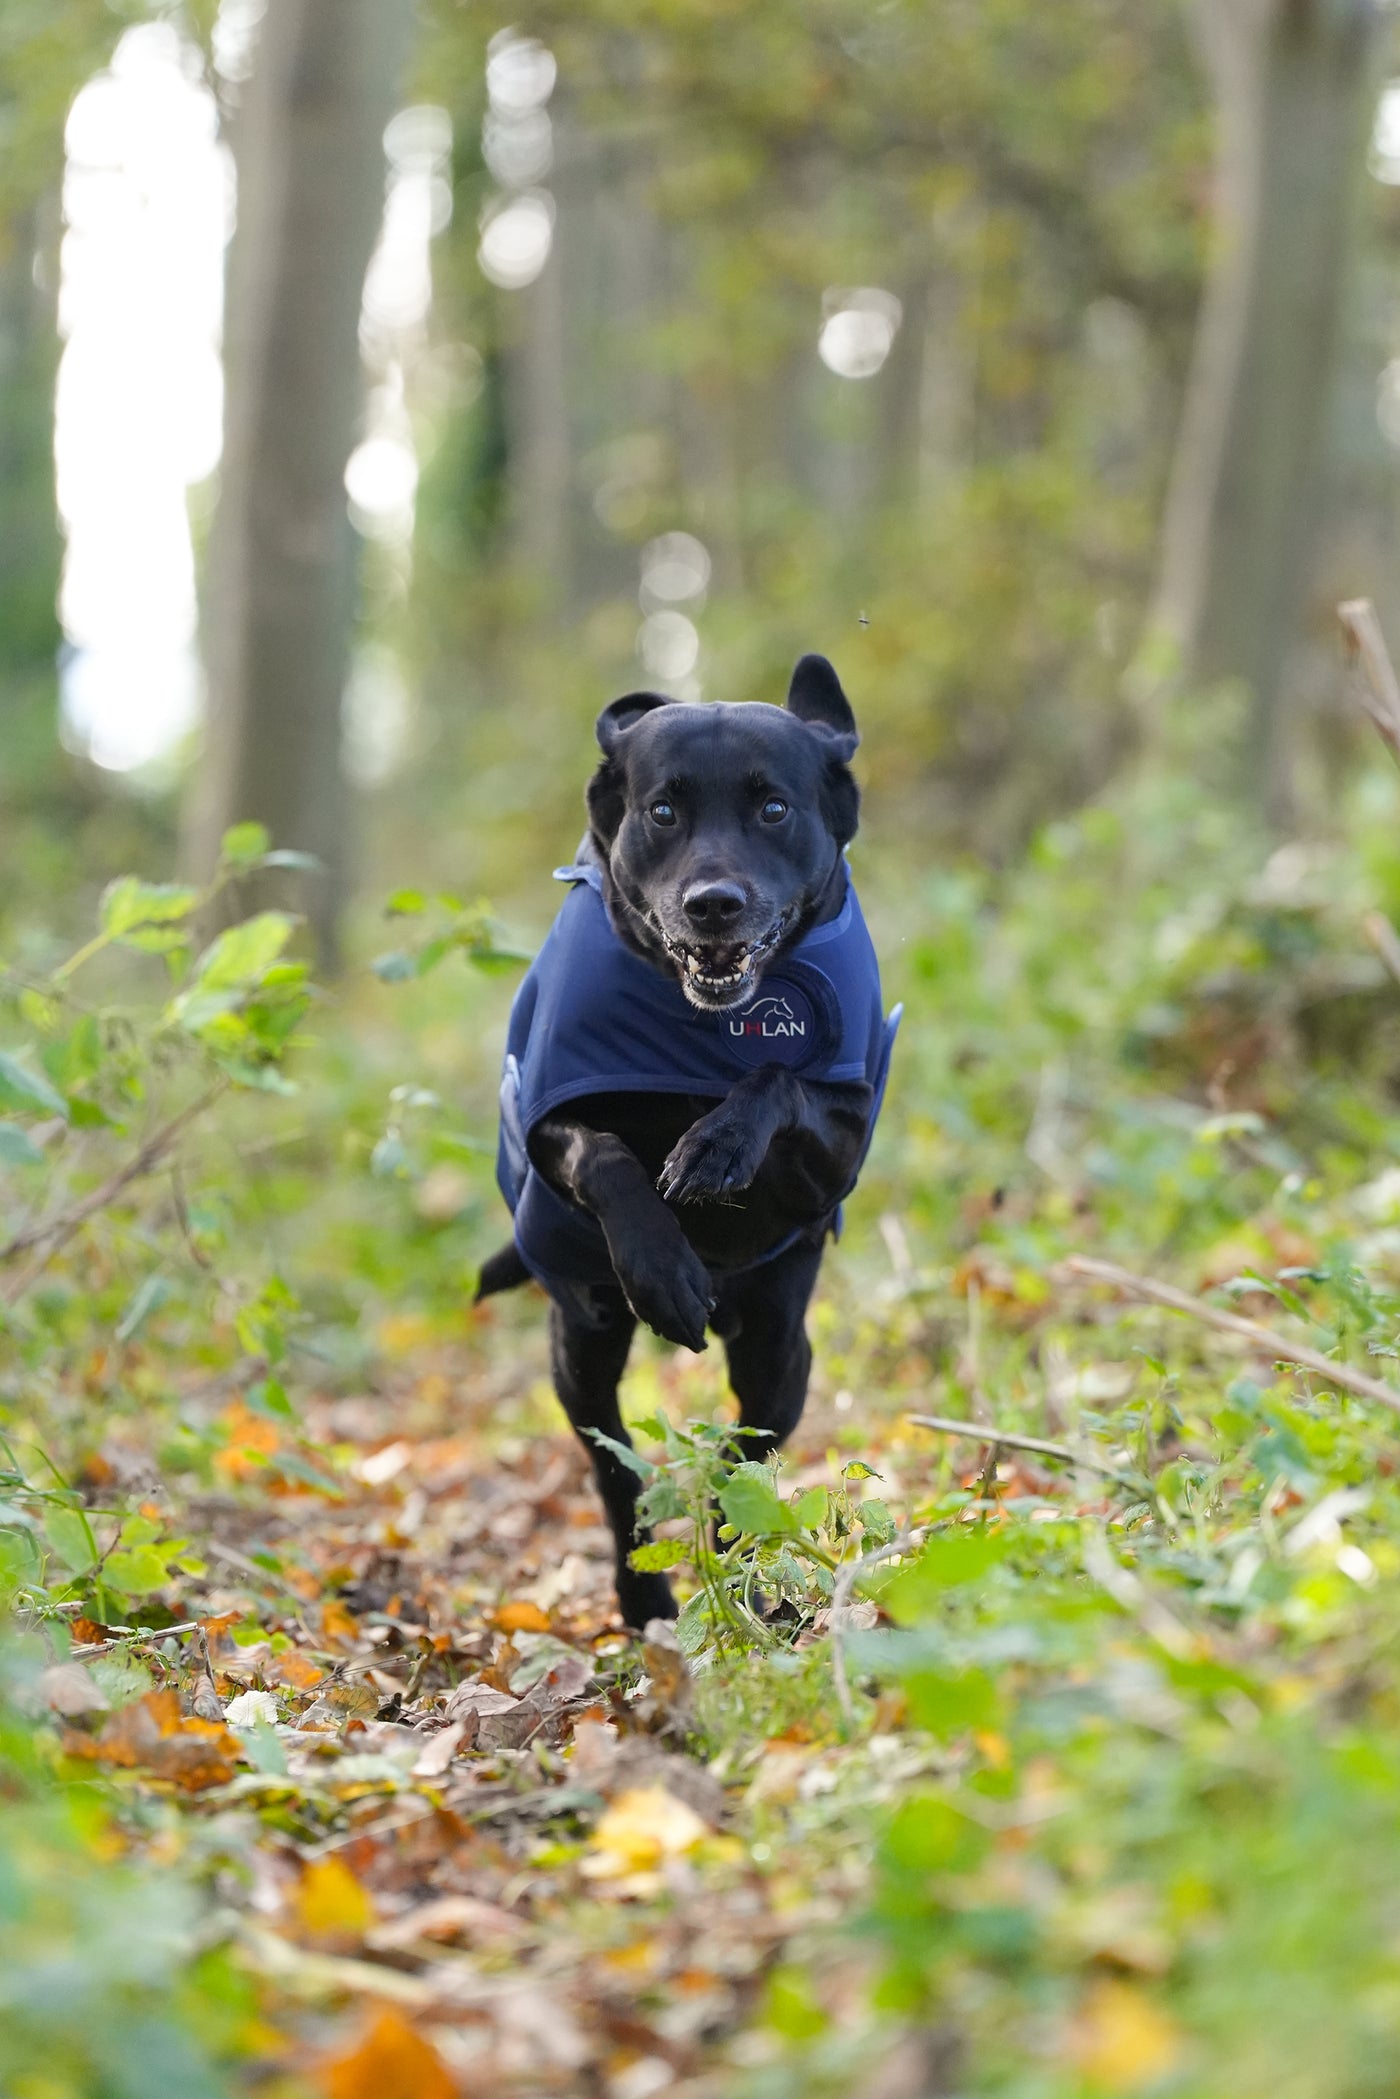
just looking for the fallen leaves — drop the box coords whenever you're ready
[1066,1980,1184,2091]
[295,1856,377,1942]
[320,2008,455,2099]
[582,1786,711,1892]
[64,1686,240,1790]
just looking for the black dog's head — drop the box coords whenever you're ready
[586,654,860,1010]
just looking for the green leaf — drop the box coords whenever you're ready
[0,1050,68,1119]
[220,821,271,864]
[858,1498,897,1545]
[903,1665,1001,1738]
[247,1377,295,1422]
[843,1460,883,1481]
[189,912,297,991]
[239,1717,289,1774]
[628,1538,690,1572]
[99,876,198,938]
[103,1545,172,1597]
[43,1506,98,1574]
[371,950,416,983]
[883,1534,1010,1622]
[718,1463,798,1538]
[115,1273,173,1344]
[0,1122,43,1166]
[269,1452,344,1499]
[794,1485,829,1530]
[385,889,427,916]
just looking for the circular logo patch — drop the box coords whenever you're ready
[720,976,821,1069]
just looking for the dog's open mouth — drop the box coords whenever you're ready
[662,921,788,1009]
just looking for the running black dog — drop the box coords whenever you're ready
[478,655,898,1627]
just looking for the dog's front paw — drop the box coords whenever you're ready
[609,1226,714,1352]
[658,1112,767,1206]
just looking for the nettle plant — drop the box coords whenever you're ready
[0,824,316,1625]
[593,1416,898,1654]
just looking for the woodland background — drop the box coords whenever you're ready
[9,3,1400,2096]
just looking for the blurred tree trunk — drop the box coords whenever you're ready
[0,204,63,794]
[1148,0,1381,819]
[187,0,411,967]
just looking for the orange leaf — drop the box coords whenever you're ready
[320,1600,359,1645]
[493,1600,551,1635]
[65,1688,240,1791]
[322,2009,454,2099]
[296,1856,376,1941]
[270,1650,326,1691]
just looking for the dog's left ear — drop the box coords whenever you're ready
[786,654,858,761]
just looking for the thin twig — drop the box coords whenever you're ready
[1061,1255,1400,1416]
[1339,598,1400,767]
[1364,911,1400,992]
[829,1528,930,1732]
[1,1087,223,1304]
[905,1413,1139,1487]
[70,1617,207,1659]
[1081,1524,1198,1667]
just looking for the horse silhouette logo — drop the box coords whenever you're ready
[728,995,806,1041]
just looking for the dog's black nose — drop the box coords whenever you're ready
[682,880,746,930]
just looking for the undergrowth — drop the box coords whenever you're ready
[6,760,1400,2091]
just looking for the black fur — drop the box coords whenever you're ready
[477,657,875,1628]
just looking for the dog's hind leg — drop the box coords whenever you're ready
[713,1235,825,1458]
[548,1292,678,1628]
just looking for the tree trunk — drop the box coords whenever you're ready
[1147,0,1381,818]
[0,203,63,792]
[187,0,411,967]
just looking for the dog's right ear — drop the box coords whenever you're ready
[589,692,670,845]
[595,691,671,756]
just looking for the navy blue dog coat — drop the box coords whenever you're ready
[496,856,899,1310]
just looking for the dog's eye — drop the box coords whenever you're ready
[759,798,789,825]
[649,800,677,827]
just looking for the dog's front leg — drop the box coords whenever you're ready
[530,1115,715,1351]
[659,1069,870,1208]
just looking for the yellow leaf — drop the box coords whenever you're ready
[321,2009,454,2099]
[295,1856,376,1940]
[493,1600,551,1634]
[581,1786,708,1879]
[1068,1979,1183,2091]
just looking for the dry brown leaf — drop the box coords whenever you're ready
[64,1687,240,1790]
[320,2008,455,2099]
[411,1720,468,1777]
[368,1894,526,1951]
[37,1662,109,1720]
[444,1680,519,1724]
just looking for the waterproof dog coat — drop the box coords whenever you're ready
[496,856,900,1312]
